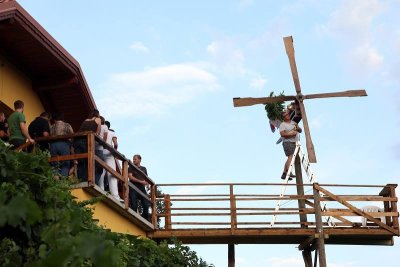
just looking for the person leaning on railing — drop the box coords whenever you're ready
[7,100,34,149]
[50,113,74,177]
[74,109,103,183]
[28,111,51,151]
[128,154,150,221]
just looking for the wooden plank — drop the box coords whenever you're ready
[48,153,88,162]
[315,184,399,235]
[322,211,398,217]
[230,185,237,232]
[283,36,302,94]
[320,196,396,201]
[165,194,172,230]
[151,185,157,227]
[298,100,317,163]
[304,90,367,100]
[379,184,397,196]
[233,95,296,107]
[389,186,399,229]
[122,160,129,210]
[87,133,95,186]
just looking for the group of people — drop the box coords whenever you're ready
[1,100,151,221]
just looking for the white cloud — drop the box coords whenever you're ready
[347,43,383,71]
[206,39,246,75]
[250,76,267,90]
[96,63,219,118]
[130,41,150,53]
[318,0,385,40]
[316,0,388,78]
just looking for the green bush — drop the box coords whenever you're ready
[0,142,212,267]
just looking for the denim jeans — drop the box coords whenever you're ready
[50,141,71,176]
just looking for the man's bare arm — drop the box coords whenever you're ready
[20,122,34,142]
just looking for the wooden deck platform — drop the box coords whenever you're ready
[150,182,399,248]
[150,227,395,245]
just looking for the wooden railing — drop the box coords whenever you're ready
[153,183,399,234]
[16,132,155,224]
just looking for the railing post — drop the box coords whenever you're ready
[122,160,129,210]
[87,133,95,186]
[165,194,171,230]
[229,185,237,232]
[389,185,399,230]
[151,185,157,228]
[313,183,327,267]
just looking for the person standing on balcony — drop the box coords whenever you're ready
[279,109,302,180]
[128,154,150,221]
[100,120,123,202]
[0,112,8,142]
[28,112,51,151]
[75,109,103,182]
[7,100,34,149]
[50,113,74,176]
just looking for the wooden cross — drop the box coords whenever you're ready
[233,36,367,163]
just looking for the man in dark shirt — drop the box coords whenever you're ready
[28,112,51,150]
[0,112,8,142]
[128,154,150,221]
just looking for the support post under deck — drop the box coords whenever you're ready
[313,183,327,267]
[228,244,235,267]
[296,155,313,267]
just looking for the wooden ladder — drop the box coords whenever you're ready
[269,143,336,227]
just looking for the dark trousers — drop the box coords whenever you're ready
[129,185,150,221]
[9,138,25,150]
[50,141,71,176]
[73,138,104,184]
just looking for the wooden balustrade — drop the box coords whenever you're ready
[154,183,399,235]
[15,132,155,224]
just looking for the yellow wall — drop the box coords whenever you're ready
[71,188,147,237]
[0,54,44,123]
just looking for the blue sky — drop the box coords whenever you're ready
[18,0,400,266]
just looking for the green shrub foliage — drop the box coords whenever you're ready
[0,142,212,267]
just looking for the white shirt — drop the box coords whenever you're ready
[279,121,299,142]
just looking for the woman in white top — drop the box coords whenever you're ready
[99,120,122,202]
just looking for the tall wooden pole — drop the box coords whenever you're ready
[296,155,313,267]
[228,244,235,267]
[295,154,308,226]
[313,183,327,267]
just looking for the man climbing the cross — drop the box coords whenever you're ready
[279,109,302,180]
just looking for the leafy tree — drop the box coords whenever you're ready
[0,142,213,267]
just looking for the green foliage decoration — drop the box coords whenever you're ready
[0,141,213,267]
[264,91,286,121]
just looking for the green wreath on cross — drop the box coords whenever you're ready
[264,91,285,121]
